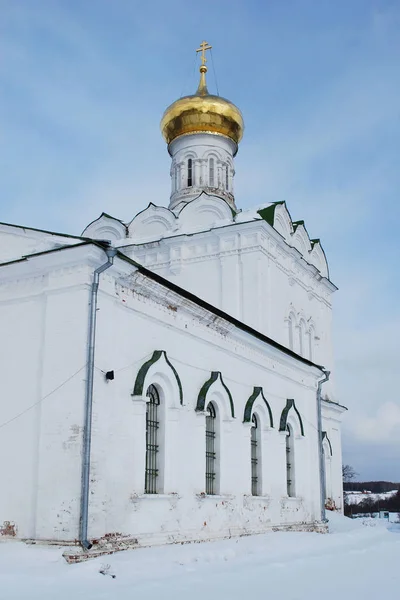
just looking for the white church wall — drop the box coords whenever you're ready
[321,400,345,511]
[0,294,46,539]
[0,244,338,547]
[125,217,336,398]
[33,285,89,541]
[83,255,325,545]
[0,247,93,541]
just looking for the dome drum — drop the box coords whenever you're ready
[161,42,244,212]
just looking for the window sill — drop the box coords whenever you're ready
[196,493,234,501]
[244,495,271,501]
[280,496,301,506]
[130,493,180,502]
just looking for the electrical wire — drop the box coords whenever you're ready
[0,365,86,431]
[94,352,153,376]
[210,49,220,96]
[0,353,152,432]
[0,348,318,436]
[180,50,198,98]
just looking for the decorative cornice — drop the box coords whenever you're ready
[114,271,322,389]
[127,221,336,298]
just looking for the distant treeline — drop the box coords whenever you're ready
[344,489,400,517]
[343,481,400,493]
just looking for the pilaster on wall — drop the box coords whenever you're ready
[163,406,180,494]
[240,251,261,332]
[220,253,240,319]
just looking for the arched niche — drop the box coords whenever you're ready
[128,203,178,242]
[309,240,329,278]
[177,193,234,230]
[82,213,127,241]
[273,203,294,241]
[291,222,312,257]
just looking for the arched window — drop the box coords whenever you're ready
[286,424,295,497]
[308,327,314,361]
[288,315,294,350]
[251,414,260,496]
[145,384,160,494]
[205,402,217,495]
[209,158,215,187]
[187,158,193,187]
[299,320,306,357]
[225,165,229,190]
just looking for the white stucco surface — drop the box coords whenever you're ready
[0,234,344,546]
[0,101,345,548]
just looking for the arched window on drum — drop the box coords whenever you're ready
[187,158,193,187]
[209,158,215,187]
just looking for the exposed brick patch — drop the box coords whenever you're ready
[63,533,139,564]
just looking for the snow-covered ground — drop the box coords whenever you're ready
[1,514,400,600]
[345,489,398,505]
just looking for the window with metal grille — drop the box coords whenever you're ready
[187,158,193,187]
[205,402,216,495]
[209,158,215,187]
[286,424,294,497]
[251,414,259,496]
[145,384,160,494]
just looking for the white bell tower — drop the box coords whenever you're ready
[160,41,244,214]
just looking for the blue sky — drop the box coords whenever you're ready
[1,0,399,480]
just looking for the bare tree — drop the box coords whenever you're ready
[342,464,358,484]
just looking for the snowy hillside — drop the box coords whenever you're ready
[345,489,398,504]
[1,513,399,599]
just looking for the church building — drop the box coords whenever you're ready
[0,42,345,553]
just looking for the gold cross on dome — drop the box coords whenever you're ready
[196,40,212,66]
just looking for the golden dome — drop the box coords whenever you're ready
[160,45,244,147]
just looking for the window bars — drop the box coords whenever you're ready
[209,158,215,187]
[145,384,160,494]
[187,158,193,187]
[286,425,293,497]
[251,414,259,496]
[205,402,217,495]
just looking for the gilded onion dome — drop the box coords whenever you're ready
[160,43,244,147]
